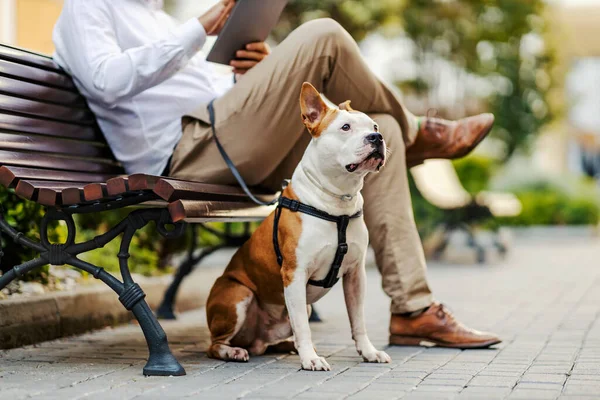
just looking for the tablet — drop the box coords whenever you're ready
[206,0,289,65]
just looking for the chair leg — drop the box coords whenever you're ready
[432,225,451,260]
[460,223,486,264]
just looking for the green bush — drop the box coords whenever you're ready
[452,156,497,195]
[410,155,600,234]
[498,189,599,226]
[0,187,61,283]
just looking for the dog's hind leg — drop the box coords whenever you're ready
[206,276,255,362]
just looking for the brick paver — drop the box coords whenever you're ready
[1,234,600,399]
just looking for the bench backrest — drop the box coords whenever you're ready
[0,44,124,180]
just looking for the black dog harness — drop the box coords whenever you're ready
[273,196,363,288]
[207,100,362,289]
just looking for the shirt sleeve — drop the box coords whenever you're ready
[56,0,206,106]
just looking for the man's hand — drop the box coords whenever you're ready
[230,42,271,75]
[199,0,235,36]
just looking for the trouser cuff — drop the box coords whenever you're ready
[390,294,435,315]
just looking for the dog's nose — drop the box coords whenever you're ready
[365,133,383,145]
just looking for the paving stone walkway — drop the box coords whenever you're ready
[1,234,600,399]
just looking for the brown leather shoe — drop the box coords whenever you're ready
[389,303,501,349]
[406,113,495,168]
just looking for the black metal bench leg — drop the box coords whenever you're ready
[133,300,185,376]
[157,225,222,320]
[0,207,187,376]
[118,211,186,376]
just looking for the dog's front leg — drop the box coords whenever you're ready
[343,265,391,364]
[283,269,331,371]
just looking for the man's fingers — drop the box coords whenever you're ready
[207,1,234,34]
[235,50,267,61]
[233,69,247,75]
[230,59,258,69]
[246,42,271,54]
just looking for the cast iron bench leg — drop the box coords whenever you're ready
[0,208,186,377]
[157,225,223,319]
[157,223,251,320]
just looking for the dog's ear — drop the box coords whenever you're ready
[300,82,329,134]
[338,100,354,112]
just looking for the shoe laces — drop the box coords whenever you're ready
[436,303,455,320]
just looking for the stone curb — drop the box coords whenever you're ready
[0,265,224,350]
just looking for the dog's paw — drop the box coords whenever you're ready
[227,347,250,362]
[361,350,391,364]
[301,356,331,371]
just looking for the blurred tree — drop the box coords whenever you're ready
[274,0,406,42]
[276,0,556,160]
[401,0,555,159]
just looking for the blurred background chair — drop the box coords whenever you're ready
[411,160,522,263]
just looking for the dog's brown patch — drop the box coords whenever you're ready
[206,184,303,353]
[313,107,339,138]
[300,82,332,137]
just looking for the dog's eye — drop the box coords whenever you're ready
[341,124,351,131]
[374,125,379,132]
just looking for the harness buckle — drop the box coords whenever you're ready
[338,243,348,255]
[288,200,300,212]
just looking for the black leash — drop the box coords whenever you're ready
[207,101,362,289]
[207,100,278,207]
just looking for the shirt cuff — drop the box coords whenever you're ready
[174,18,207,58]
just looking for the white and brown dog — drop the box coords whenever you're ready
[206,82,391,371]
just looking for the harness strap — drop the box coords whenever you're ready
[273,196,362,289]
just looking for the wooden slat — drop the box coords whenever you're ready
[0,74,84,106]
[0,59,77,92]
[61,186,85,205]
[128,174,161,191]
[106,176,129,196]
[0,150,123,174]
[153,178,277,202]
[0,166,116,188]
[0,132,113,159]
[0,45,64,74]
[0,113,102,141]
[15,180,87,205]
[0,93,94,125]
[83,183,108,201]
[168,200,275,223]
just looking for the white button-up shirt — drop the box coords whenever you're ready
[53,0,234,175]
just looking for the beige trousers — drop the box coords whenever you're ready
[170,18,433,314]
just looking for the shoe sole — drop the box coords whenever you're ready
[389,334,501,349]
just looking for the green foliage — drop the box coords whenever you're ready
[499,190,599,226]
[0,187,58,283]
[411,156,600,235]
[275,0,406,42]
[453,156,497,194]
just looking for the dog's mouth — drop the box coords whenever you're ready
[345,150,385,173]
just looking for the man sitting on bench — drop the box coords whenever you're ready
[52,0,500,349]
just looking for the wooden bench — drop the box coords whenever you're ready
[0,43,277,376]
